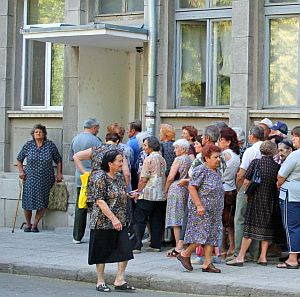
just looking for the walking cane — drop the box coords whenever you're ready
[12,178,23,233]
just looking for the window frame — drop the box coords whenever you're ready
[175,14,232,108]
[176,0,232,11]
[264,5,300,108]
[97,0,144,15]
[21,0,64,111]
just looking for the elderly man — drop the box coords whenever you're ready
[259,118,273,140]
[69,118,102,244]
[226,125,264,262]
[127,120,142,190]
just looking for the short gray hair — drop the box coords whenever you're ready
[173,139,190,150]
[203,125,220,143]
[136,131,151,148]
[232,127,246,143]
[260,140,277,156]
[249,125,264,141]
[84,118,100,128]
[214,121,228,130]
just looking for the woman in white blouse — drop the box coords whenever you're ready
[277,126,300,269]
[218,127,241,258]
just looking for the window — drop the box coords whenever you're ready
[177,20,232,107]
[264,0,300,107]
[23,0,64,109]
[178,0,232,9]
[266,17,299,106]
[176,1,231,108]
[212,21,231,106]
[98,0,144,14]
[265,0,300,4]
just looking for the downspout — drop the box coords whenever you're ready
[145,0,157,135]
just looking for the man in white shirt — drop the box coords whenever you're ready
[227,125,264,261]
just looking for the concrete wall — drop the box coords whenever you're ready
[78,47,137,141]
[0,172,76,230]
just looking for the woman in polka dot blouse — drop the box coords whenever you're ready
[16,124,63,233]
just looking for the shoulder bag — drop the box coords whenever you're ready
[244,160,261,196]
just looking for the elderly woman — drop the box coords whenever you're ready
[164,139,192,257]
[274,139,294,165]
[218,127,240,257]
[16,124,63,232]
[177,144,224,273]
[160,124,176,177]
[73,133,130,189]
[181,125,198,160]
[132,136,166,253]
[277,126,300,269]
[88,150,135,292]
[232,127,247,160]
[106,123,134,172]
[227,141,280,267]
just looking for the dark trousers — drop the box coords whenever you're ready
[133,199,166,250]
[73,187,87,241]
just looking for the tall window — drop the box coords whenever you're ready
[98,0,144,14]
[267,17,299,106]
[265,0,300,107]
[23,0,64,109]
[176,1,232,108]
[177,20,232,107]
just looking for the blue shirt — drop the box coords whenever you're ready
[69,132,102,187]
[127,135,141,165]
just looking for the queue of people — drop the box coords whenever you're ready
[16,118,300,291]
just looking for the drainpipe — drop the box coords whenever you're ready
[145,0,157,135]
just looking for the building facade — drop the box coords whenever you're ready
[1,0,300,228]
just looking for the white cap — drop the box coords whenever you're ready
[259,118,273,128]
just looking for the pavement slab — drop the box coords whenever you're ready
[0,227,300,296]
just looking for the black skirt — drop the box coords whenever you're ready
[88,228,134,265]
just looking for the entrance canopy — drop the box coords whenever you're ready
[22,23,148,51]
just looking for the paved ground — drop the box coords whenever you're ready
[0,227,299,296]
[0,273,225,297]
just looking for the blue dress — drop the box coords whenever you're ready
[17,139,62,210]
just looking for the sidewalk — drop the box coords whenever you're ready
[0,227,299,297]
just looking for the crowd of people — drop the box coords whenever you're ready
[16,118,300,291]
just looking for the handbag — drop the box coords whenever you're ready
[245,160,261,196]
[126,223,137,250]
[48,181,69,211]
[78,172,91,209]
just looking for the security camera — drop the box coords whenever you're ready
[136,47,144,53]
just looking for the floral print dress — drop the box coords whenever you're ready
[89,171,128,230]
[184,164,224,246]
[165,155,192,227]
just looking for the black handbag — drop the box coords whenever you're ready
[245,160,261,196]
[126,223,137,250]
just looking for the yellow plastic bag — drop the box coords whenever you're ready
[78,172,91,209]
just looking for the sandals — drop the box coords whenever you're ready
[226,258,244,267]
[24,226,31,232]
[96,283,111,292]
[167,249,180,257]
[257,261,268,266]
[277,261,299,269]
[114,282,136,292]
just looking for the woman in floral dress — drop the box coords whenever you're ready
[177,144,224,273]
[164,139,192,256]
